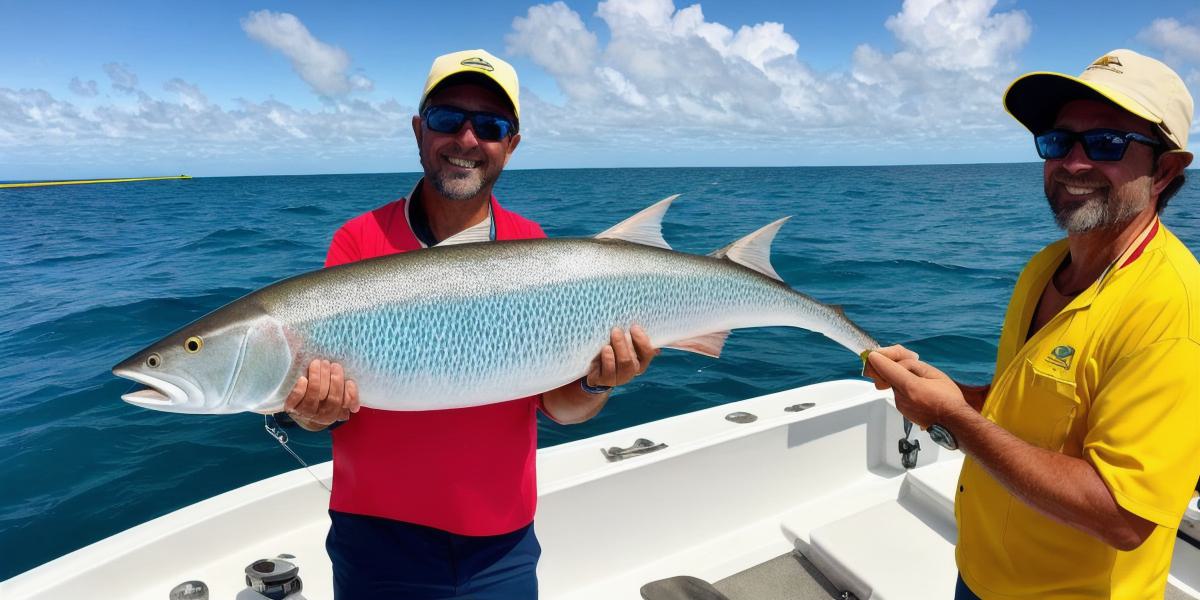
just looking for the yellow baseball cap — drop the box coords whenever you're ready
[419,49,520,122]
[1004,48,1193,151]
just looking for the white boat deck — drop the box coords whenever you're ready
[3,380,1198,599]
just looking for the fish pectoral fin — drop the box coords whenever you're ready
[665,330,730,358]
[594,194,680,249]
[708,216,791,281]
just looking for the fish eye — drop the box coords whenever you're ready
[147,354,162,368]
[185,337,203,353]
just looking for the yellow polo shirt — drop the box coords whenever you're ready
[956,223,1200,599]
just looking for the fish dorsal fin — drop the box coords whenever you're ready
[665,330,730,358]
[594,194,680,249]
[708,216,790,281]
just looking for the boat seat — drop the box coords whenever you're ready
[640,576,732,600]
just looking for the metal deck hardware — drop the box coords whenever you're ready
[725,411,757,423]
[602,438,668,462]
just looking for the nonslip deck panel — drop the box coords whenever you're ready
[641,576,731,600]
[715,552,843,599]
[641,552,842,600]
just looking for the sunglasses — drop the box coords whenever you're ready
[1034,128,1161,162]
[421,105,516,141]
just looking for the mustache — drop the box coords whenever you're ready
[1048,171,1108,188]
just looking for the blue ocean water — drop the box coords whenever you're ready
[1,165,1197,579]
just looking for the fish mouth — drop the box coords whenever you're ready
[115,369,188,409]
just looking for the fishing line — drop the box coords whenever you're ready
[264,414,333,493]
[121,381,331,491]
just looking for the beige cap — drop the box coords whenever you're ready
[419,49,520,122]
[1004,48,1193,151]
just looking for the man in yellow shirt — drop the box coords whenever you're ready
[866,49,1200,599]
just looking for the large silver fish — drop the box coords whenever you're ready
[113,196,878,414]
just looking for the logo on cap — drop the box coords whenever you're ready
[460,57,495,72]
[1087,55,1124,74]
[1046,345,1075,369]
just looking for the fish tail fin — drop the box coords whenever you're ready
[594,194,680,249]
[708,216,791,281]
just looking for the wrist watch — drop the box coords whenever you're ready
[927,423,958,450]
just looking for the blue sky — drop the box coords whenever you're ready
[2,0,1199,179]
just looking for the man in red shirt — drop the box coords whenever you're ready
[279,49,657,599]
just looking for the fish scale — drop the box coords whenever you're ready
[272,240,871,410]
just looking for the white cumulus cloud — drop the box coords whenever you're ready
[507,2,598,77]
[163,78,209,111]
[506,0,1033,157]
[69,77,99,97]
[241,10,373,97]
[0,63,412,177]
[1136,18,1200,136]
[104,63,139,93]
[881,0,1029,72]
[1138,18,1200,65]
[848,0,1031,131]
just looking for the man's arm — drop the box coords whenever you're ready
[940,399,1154,550]
[866,347,1154,551]
[541,326,658,424]
[957,382,990,412]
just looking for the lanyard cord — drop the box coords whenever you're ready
[1091,216,1159,291]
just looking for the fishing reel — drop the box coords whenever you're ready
[238,556,306,600]
[169,554,306,600]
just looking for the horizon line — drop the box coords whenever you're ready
[5,160,1199,182]
[0,160,1040,183]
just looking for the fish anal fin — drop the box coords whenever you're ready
[594,194,680,249]
[665,331,730,358]
[708,216,790,281]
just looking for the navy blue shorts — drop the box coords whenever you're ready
[955,574,982,600]
[326,510,541,599]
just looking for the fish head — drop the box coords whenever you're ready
[113,303,294,415]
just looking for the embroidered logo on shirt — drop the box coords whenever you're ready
[1046,345,1075,369]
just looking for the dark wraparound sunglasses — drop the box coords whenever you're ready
[421,105,517,141]
[1035,128,1161,162]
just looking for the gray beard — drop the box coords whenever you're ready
[1048,186,1151,234]
[430,170,489,201]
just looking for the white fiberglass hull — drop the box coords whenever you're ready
[4,380,1198,600]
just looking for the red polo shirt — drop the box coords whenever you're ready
[325,189,547,536]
